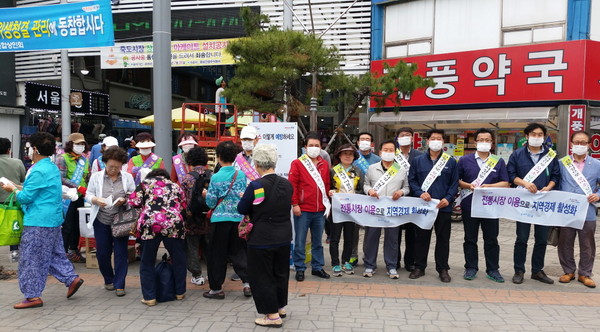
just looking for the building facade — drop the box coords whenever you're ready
[370,0,600,158]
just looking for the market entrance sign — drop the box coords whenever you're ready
[0,0,114,52]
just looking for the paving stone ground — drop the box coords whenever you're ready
[1,220,600,331]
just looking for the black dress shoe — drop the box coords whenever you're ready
[311,269,331,279]
[243,286,252,297]
[202,291,225,299]
[405,264,416,272]
[531,270,554,284]
[439,269,451,283]
[409,268,424,279]
[295,271,305,282]
[512,271,524,284]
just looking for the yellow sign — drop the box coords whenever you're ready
[100,38,238,69]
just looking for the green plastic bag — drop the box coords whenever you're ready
[0,192,24,246]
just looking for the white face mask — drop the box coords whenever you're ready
[181,145,194,153]
[397,136,412,147]
[358,141,372,152]
[428,140,443,152]
[476,142,492,153]
[139,148,152,156]
[241,140,255,152]
[306,146,320,159]
[528,137,544,147]
[572,144,588,156]
[73,144,85,155]
[380,151,395,162]
[27,147,34,160]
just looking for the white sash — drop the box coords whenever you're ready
[394,149,411,171]
[522,149,556,183]
[299,154,331,216]
[333,164,354,193]
[421,153,451,192]
[560,156,593,195]
[372,162,401,194]
[460,154,500,199]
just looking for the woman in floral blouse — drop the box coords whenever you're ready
[128,168,187,306]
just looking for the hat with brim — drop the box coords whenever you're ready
[102,136,119,147]
[240,125,258,139]
[69,133,86,144]
[178,138,198,147]
[334,146,359,160]
[136,141,156,148]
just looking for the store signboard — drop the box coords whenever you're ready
[100,38,237,69]
[568,105,586,148]
[371,40,600,108]
[0,0,114,52]
[25,82,109,116]
[112,7,258,41]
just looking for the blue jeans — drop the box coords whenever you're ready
[293,211,325,271]
[513,222,549,274]
[93,219,129,289]
[139,236,186,300]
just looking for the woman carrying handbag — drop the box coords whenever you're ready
[86,146,136,297]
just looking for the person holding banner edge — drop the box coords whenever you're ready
[557,131,600,288]
[363,139,410,279]
[289,132,331,281]
[328,144,364,277]
[349,132,381,267]
[395,127,423,273]
[457,128,509,283]
[408,129,458,283]
[507,123,560,285]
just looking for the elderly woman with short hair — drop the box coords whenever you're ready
[86,146,136,297]
[238,144,293,328]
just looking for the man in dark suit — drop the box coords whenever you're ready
[395,127,423,272]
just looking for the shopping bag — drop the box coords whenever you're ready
[0,192,24,246]
[155,253,176,302]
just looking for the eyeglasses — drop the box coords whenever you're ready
[572,141,589,145]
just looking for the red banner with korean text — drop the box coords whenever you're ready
[371,40,600,108]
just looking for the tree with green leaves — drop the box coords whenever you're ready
[226,7,434,147]
[224,7,341,115]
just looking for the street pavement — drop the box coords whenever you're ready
[1,219,600,331]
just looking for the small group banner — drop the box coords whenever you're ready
[332,193,440,230]
[0,0,114,52]
[471,188,588,229]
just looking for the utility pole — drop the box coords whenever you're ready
[60,0,70,144]
[153,0,172,171]
[308,0,317,132]
[283,0,293,122]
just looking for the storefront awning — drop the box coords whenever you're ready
[370,107,553,124]
[369,107,556,131]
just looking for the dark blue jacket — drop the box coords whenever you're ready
[408,150,459,213]
[506,145,560,190]
[457,153,509,212]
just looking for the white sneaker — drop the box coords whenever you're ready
[191,276,205,285]
[387,268,399,279]
[363,268,374,278]
[10,250,19,263]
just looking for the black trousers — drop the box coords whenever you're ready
[206,221,248,291]
[462,209,500,273]
[62,196,84,252]
[248,245,290,314]
[329,221,355,266]
[397,223,416,269]
[414,212,452,272]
